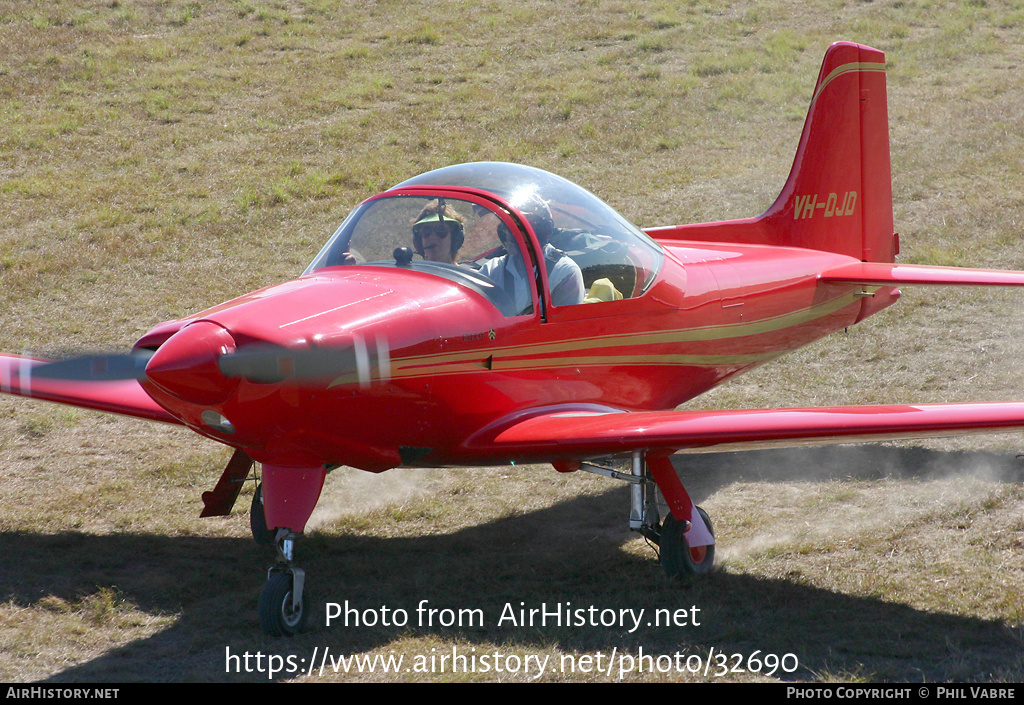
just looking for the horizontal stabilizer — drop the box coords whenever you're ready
[820,261,1024,287]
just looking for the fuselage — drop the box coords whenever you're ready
[133,237,899,471]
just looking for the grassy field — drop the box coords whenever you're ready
[3,0,1024,682]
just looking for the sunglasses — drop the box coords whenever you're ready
[417,224,452,238]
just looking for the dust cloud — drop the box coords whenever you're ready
[306,466,437,530]
[673,443,1024,563]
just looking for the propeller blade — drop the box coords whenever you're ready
[217,344,360,384]
[217,335,390,387]
[31,350,155,382]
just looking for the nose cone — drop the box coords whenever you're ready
[145,322,238,405]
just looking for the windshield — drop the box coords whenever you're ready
[306,162,664,316]
[305,193,535,317]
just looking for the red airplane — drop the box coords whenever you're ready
[5,41,1024,637]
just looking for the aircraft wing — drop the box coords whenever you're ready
[0,353,181,424]
[481,402,1024,459]
[820,261,1024,287]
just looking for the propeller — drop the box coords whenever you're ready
[220,336,391,387]
[219,343,361,384]
[29,332,391,390]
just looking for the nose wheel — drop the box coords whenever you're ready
[258,530,310,637]
[259,567,309,637]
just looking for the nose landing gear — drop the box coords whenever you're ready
[249,464,326,637]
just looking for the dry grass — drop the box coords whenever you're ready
[3,0,1024,683]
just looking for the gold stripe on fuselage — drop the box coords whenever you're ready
[330,289,868,385]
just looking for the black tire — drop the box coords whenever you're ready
[250,484,275,545]
[258,572,309,637]
[660,506,715,578]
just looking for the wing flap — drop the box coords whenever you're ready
[483,402,1024,458]
[0,354,181,424]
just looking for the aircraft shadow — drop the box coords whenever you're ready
[672,443,1024,503]
[4,444,1022,682]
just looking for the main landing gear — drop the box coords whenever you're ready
[570,452,716,578]
[245,454,709,636]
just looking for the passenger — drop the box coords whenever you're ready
[412,199,465,264]
[480,196,584,313]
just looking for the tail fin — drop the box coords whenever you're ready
[767,42,894,262]
[649,42,897,263]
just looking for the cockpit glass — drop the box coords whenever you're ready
[305,162,664,315]
[396,163,665,300]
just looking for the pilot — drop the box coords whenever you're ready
[412,200,465,264]
[480,195,584,313]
